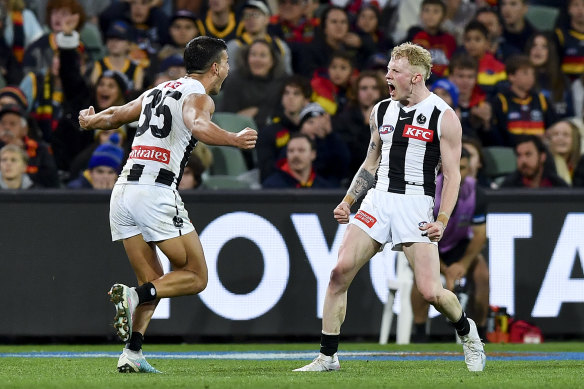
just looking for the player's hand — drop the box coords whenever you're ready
[79,106,96,130]
[235,128,258,149]
[419,220,445,242]
[333,201,351,224]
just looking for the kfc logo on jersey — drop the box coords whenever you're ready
[379,124,395,134]
[355,210,377,228]
[129,145,171,163]
[164,81,183,89]
[403,124,434,142]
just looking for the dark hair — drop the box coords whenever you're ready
[239,39,285,78]
[421,0,446,15]
[281,75,312,99]
[461,147,471,160]
[464,20,489,40]
[475,6,503,26]
[525,32,566,101]
[462,136,485,167]
[448,53,478,74]
[46,0,86,31]
[505,54,533,75]
[347,70,388,106]
[318,5,348,39]
[515,135,547,154]
[184,36,227,74]
[288,132,316,151]
[329,50,354,68]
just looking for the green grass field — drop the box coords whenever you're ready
[1,342,582,388]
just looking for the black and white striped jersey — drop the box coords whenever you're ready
[117,77,203,189]
[373,93,453,197]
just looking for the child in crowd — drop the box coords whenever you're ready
[310,51,355,115]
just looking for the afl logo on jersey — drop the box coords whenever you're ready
[379,124,395,134]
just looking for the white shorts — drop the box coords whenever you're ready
[109,183,195,242]
[350,189,436,251]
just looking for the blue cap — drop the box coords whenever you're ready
[431,79,459,108]
[89,143,124,172]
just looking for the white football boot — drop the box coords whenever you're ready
[293,353,340,371]
[117,346,161,373]
[460,318,486,372]
[108,284,138,342]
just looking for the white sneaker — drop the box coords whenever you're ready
[460,318,486,372]
[117,347,161,373]
[108,284,138,342]
[293,353,340,371]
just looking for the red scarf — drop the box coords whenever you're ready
[11,11,25,63]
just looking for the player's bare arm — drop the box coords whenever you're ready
[79,92,145,131]
[420,109,462,241]
[334,110,382,224]
[183,93,257,149]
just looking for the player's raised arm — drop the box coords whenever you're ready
[334,107,382,224]
[79,92,145,131]
[183,93,257,150]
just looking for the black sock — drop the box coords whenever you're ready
[452,312,470,336]
[319,332,339,356]
[128,332,144,352]
[478,326,487,340]
[414,323,426,335]
[135,282,157,305]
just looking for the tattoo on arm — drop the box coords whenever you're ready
[369,141,376,153]
[348,168,375,202]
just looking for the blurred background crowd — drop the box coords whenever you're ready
[0,0,583,191]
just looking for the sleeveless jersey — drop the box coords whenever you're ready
[117,77,204,189]
[373,93,452,197]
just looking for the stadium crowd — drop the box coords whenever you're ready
[0,0,583,190]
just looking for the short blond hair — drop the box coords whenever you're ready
[0,144,29,164]
[391,42,432,81]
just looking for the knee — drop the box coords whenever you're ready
[416,284,439,305]
[329,264,351,293]
[186,270,208,295]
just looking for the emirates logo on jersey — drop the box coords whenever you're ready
[129,145,171,163]
[403,124,434,142]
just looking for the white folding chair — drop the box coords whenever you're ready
[379,251,414,345]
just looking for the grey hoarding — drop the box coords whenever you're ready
[0,190,582,338]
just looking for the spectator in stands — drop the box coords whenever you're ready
[0,85,28,111]
[218,39,286,129]
[405,0,457,78]
[151,54,186,86]
[353,3,393,59]
[411,148,489,342]
[334,70,387,180]
[2,0,43,64]
[195,0,239,41]
[296,102,350,186]
[573,73,584,119]
[0,143,38,189]
[573,155,584,186]
[463,20,506,97]
[431,78,459,109]
[546,120,582,185]
[310,51,355,115]
[178,153,206,190]
[22,0,86,76]
[462,136,491,188]
[268,0,319,44]
[475,6,520,64]
[441,0,477,44]
[226,0,292,75]
[158,10,201,65]
[0,17,22,86]
[500,135,569,188]
[89,20,146,94]
[554,0,584,81]
[0,104,59,187]
[99,0,171,69]
[491,55,556,147]
[500,0,537,54]
[448,54,497,146]
[298,6,370,76]
[262,132,332,188]
[257,75,311,181]
[526,32,574,119]
[67,140,123,189]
